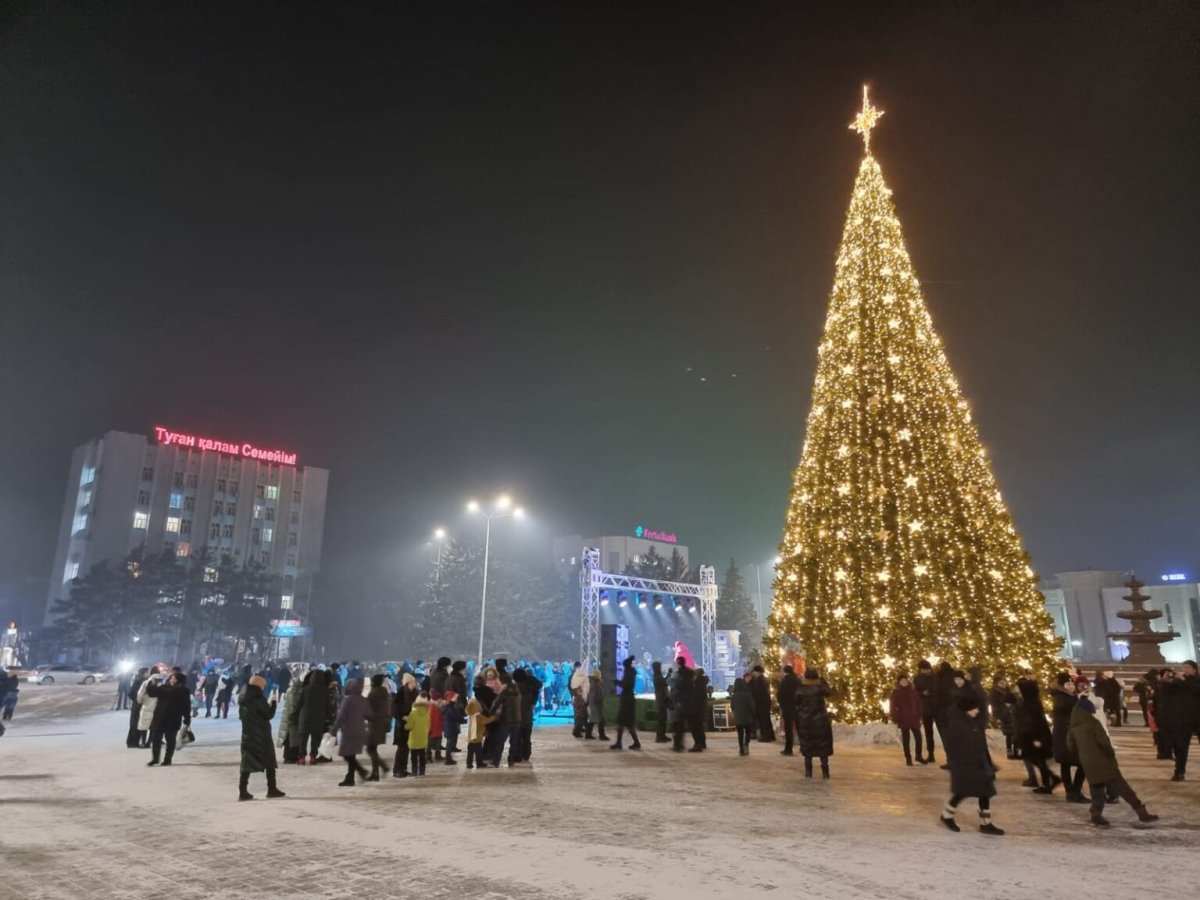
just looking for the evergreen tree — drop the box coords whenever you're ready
[665,547,690,582]
[625,545,668,580]
[765,88,1059,722]
[717,558,760,653]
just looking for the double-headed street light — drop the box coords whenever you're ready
[467,495,525,667]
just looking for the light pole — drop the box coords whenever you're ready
[467,495,525,668]
[754,556,783,622]
[430,528,448,588]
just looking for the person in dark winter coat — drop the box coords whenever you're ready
[1067,698,1159,826]
[611,656,642,750]
[965,667,990,732]
[297,668,329,763]
[146,672,192,767]
[750,665,774,742]
[1014,679,1060,793]
[446,661,469,709]
[514,667,542,763]
[201,669,219,717]
[940,697,1004,835]
[333,678,371,786]
[668,660,694,752]
[126,667,150,748]
[688,668,710,750]
[889,673,924,766]
[652,661,670,743]
[442,690,465,764]
[1050,674,1088,803]
[391,672,419,777]
[989,675,1017,759]
[430,656,452,699]
[730,675,757,756]
[238,676,284,801]
[796,669,833,777]
[913,659,938,763]
[365,674,391,779]
[1093,671,1124,728]
[1163,661,1200,780]
[932,661,959,747]
[776,665,800,755]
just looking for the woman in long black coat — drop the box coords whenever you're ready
[1014,679,1060,793]
[239,676,284,801]
[296,668,328,762]
[366,674,392,780]
[1050,674,1087,802]
[750,666,774,743]
[940,697,1003,835]
[145,672,191,767]
[611,656,642,751]
[795,669,833,778]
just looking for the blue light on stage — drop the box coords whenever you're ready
[600,591,610,606]
[618,593,629,608]
[653,595,663,610]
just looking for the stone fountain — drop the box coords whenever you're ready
[1107,576,1179,665]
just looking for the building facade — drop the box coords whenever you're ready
[553,531,690,579]
[1043,570,1199,664]
[46,427,328,623]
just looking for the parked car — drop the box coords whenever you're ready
[24,664,109,685]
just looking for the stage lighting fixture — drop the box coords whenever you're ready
[618,593,629,608]
[600,591,610,607]
[670,597,678,611]
[653,595,663,610]
[687,599,697,614]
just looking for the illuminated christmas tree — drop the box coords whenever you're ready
[765,87,1061,722]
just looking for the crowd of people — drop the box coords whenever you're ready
[101,650,1199,828]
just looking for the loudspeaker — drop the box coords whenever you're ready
[599,623,628,690]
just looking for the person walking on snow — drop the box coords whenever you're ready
[585,668,608,741]
[796,668,833,778]
[731,674,756,756]
[776,665,799,756]
[652,661,670,743]
[239,675,284,801]
[333,678,371,786]
[940,696,1004,835]
[1050,673,1089,803]
[365,674,391,779]
[889,672,924,766]
[1067,697,1158,827]
[913,659,938,764]
[610,656,642,750]
[146,671,191,767]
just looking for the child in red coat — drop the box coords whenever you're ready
[889,673,925,766]
[428,697,444,761]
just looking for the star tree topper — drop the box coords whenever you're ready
[850,84,884,151]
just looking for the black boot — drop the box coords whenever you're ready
[266,769,285,798]
[238,772,254,801]
[610,728,624,750]
[584,724,595,740]
[821,762,830,779]
[804,759,813,778]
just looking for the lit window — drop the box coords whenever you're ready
[177,542,191,558]
[281,594,293,610]
[262,527,274,544]
[254,503,264,519]
[169,492,183,509]
[204,566,218,582]
[80,466,96,487]
[166,517,181,533]
[133,512,150,529]
[265,485,279,500]
[73,513,89,533]
[64,562,80,582]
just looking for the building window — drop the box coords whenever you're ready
[292,490,301,504]
[286,554,297,568]
[64,561,80,582]
[177,542,191,558]
[73,512,89,533]
[204,566,218,583]
[288,532,298,547]
[142,467,154,482]
[184,496,195,512]
[229,481,239,497]
[254,484,264,499]
[221,525,234,539]
[80,466,96,487]
[281,594,294,611]
[164,542,175,555]
[265,507,275,522]
[179,519,192,536]
[213,500,224,516]
[169,492,183,509]
[210,523,221,540]
[252,527,261,545]
[137,490,150,506]
[186,474,198,489]
[265,485,279,500]
[227,503,236,518]
[290,510,299,525]
[166,516,181,534]
[260,551,271,565]
[173,472,184,488]
[216,478,226,493]
[133,511,150,530]
[254,503,264,519]
[262,527,274,544]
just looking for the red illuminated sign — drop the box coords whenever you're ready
[153,426,299,466]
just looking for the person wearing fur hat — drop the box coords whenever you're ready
[1050,673,1089,803]
[611,656,642,751]
[391,672,419,778]
[730,674,757,756]
[239,675,284,801]
[796,668,833,778]
[465,696,491,769]
[365,674,391,780]
[1014,679,1060,794]
[1067,696,1159,826]
[442,690,464,764]
[889,673,924,766]
[585,668,608,741]
[940,696,1004,835]
[405,693,432,776]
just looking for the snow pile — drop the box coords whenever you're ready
[833,721,1007,750]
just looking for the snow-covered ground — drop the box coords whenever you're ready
[1,685,1196,900]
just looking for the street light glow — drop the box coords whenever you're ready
[495,494,512,510]
[467,500,480,513]
[513,507,525,519]
[434,527,447,540]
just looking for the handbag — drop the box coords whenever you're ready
[317,732,337,760]
[178,725,196,747]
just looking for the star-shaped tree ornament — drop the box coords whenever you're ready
[850,84,885,151]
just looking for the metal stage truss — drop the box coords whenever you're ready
[579,547,718,675]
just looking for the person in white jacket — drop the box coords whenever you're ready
[135,667,163,747]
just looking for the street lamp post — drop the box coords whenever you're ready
[467,496,524,668]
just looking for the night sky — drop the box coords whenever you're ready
[2,2,1198,623]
